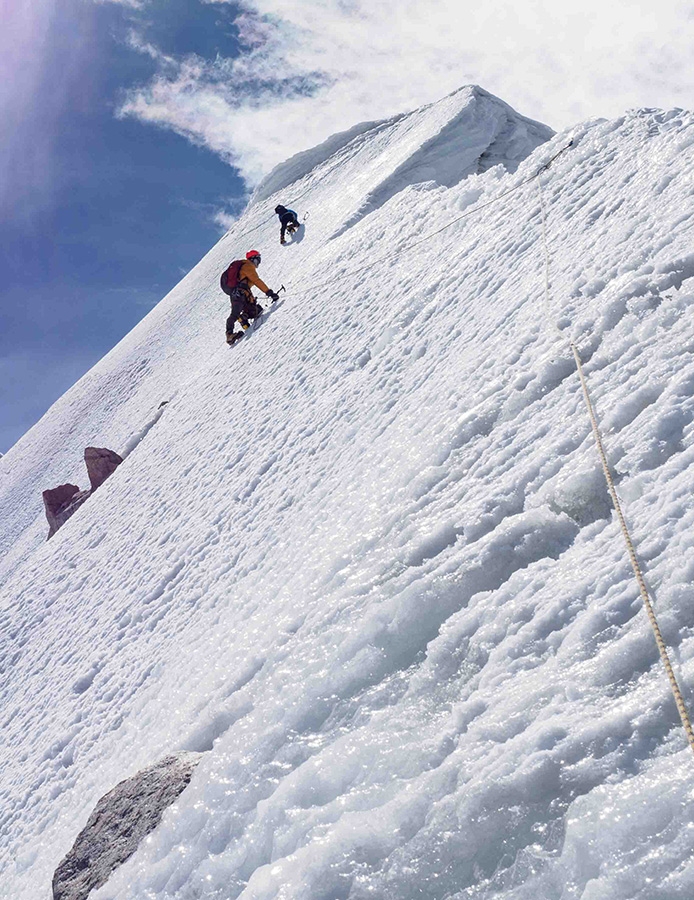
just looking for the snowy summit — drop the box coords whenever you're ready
[2,85,694,899]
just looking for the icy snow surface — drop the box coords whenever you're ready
[2,86,694,899]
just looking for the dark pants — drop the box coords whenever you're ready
[280,213,300,242]
[226,288,263,335]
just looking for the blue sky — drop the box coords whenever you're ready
[2,0,693,454]
[0,0,247,452]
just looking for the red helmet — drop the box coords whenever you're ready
[246,250,261,263]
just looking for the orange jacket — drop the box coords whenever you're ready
[239,260,270,295]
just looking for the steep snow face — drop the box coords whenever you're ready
[250,118,387,205]
[0,86,550,584]
[2,92,694,900]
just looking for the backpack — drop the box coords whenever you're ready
[220,259,246,296]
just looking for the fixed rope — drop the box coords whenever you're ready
[284,142,575,300]
[537,174,563,339]
[571,340,694,757]
[536,167,694,759]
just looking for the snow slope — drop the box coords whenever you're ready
[2,86,694,899]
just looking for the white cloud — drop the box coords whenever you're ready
[119,0,694,188]
[212,208,239,231]
[125,30,167,61]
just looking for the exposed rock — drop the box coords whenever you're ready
[43,485,90,539]
[52,753,200,900]
[43,447,123,538]
[43,483,80,517]
[84,447,123,491]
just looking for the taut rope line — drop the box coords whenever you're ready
[536,166,694,758]
[570,341,694,757]
[288,142,576,300]
[536,173,564,339]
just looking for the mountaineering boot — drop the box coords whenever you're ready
[227,331,244,346]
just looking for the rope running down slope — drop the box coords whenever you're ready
[285,142,574,300]
[536,161,694,760]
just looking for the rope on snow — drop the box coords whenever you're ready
[536,163,694,759]
[286,142,575,300]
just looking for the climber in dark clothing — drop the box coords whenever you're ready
[275,205,300,244]
[220,250,280,344]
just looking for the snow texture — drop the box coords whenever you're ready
[250,118,386,206]
[2,87,694,900]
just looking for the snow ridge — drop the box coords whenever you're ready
[331,87,553,239]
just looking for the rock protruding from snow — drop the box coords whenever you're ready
[52,754,200,900]
[43,484,89,539]
[42,448,123,538]
[84,447,123,491]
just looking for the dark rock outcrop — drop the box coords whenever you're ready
[52,753,200,900]
[43,485,90,539]
[43,447,123,539]
[84,447,123,491]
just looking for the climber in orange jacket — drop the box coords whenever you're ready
[220,250,280,344]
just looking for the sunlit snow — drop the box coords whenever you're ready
[2,85,694,899]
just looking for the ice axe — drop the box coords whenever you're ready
[269,284,286,305]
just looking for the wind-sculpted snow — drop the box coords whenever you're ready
[331,87,552,239]
[1,92,694,900]
[250,118,386,206]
